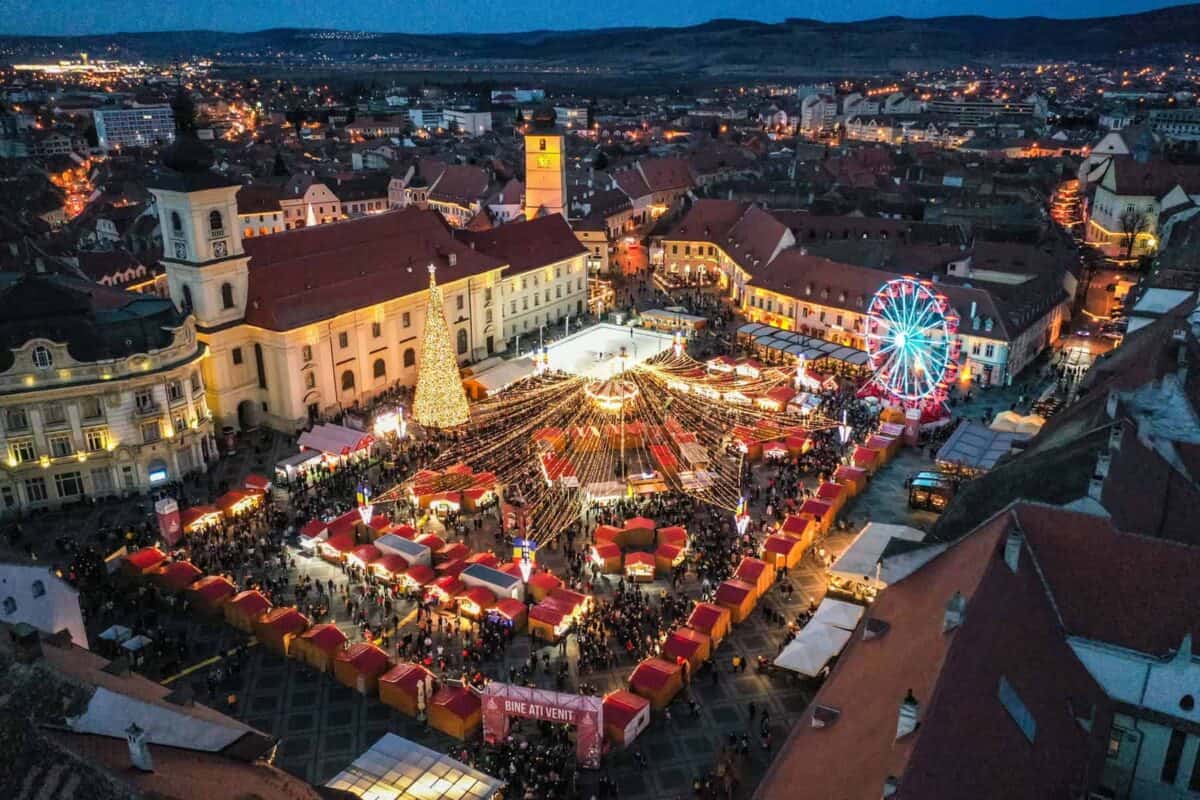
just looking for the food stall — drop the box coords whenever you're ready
[833,465,868,497]
[622,517,657,549]
[662,627,711,671]
[379,663,436,717]
[762,440,789,461]
[798,498,835,536]
[602,690,651,748]
[629,658,684,710]
[594,524,624,546]
[489,598,528,633]
[591,542,623,574]
[851,445,882,475]
[733,557,776,600]
[348,544,383,570]
[185,575,236,615]
[460,563,524,602]
[909,471,956,512]
[458,587,496,620]
[655,543,686,574]
[122,547,166,577]
[780,514,815,551]
[224,589,271,633]
[254,607,310,657]
[180,505,222,534]
[526,571,565,602]
[714,580,757,623]
[375,533,431,567]
[151,560,202,593]
[291,623,347,673]
[429,685,482,740]
[274,450,323,484]
[372,555,409,581]
[216,488,265,518]
[816,482,847,516]
[399,564,436,590]
[826,522,926,602]
[298,519,328,552]
[529,603,569,643]
[319,532,357,564]
[334,642,392,695]
[624,551,656,582]
[687,602,732,647]
[436,542,471,564]
[429,576,466,606]
[865,433,900,461]
[761,535,805,569]
[465,551,499,568]
[657,525,688,549]
[297,423,374,467]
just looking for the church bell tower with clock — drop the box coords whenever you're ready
[523,106,566,220]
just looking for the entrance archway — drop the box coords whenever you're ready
[237,399,260,431]
[482,683,603,767]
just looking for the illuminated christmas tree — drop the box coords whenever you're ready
[413,264,471,428]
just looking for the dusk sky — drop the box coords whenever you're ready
[0,0,1185,36]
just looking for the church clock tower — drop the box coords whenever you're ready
[523,106,566,220]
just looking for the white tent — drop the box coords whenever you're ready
[773,622,853,677]
[297,423,369,457]
[990,410,1046,436]
[810,598,865,632]
[828,522,926,592]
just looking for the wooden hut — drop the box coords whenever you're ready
[629,658,684,710]
[254,607,310,657]
[655,543,685,575]
[816,482,848,515]
[833,465,868,497]
[594,524,624,546]
[851,446,882,475]
[373,555,408,581]
[347,544,382,570]
[799,498,835,536]
[624,551,656,582]
[733,557,776,600]
[180,505,222,534]
[186,575,236,615]
[687,603,732,647]
[428,686,482,740]
[224,590,271,633]
[602,690,651,748]
[291,623,347,673]
[529,603,569,642]
[762,535,805,569]
[657,526,688,549]
[400,564,436,590]
[490,598,528,633]
[152,560,202,593]
[622,517,656,548]
[866,433,900,461]
[590,543,622,575]
[379,663,435,717]
[458,587,496,620]
[122,547,166,578]
[780,514,816,552]
[714,580,757,623]
[334,642,392,695]
[662,627,711,671]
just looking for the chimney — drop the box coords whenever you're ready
[882,776,899,798]
[1095,453,1112,479]
[448,253,457,267]
[1004,527,1023,573]
[1105,390,1119,419]
[126,723,154,772]
[1088,474,1105,501]
[896,690,920,739]
[943,591,966,632]
[10,623,43,663]
[1108,425,1123,452]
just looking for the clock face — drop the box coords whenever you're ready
[536,155,553,169]
[173,241,188,260]
[213,240,228,258]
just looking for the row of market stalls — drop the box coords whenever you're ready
[274,423,375,484]
[589,518,689,582]
[735,322,872,378]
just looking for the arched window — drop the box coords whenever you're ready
[209,210,223,233]
[341,370,355,392]
[32,346,53,369]
[304,371,315,389]
[31,580,45,598]
[456,329,468,355]
[373,358,386,379]
[403,348,416,367]
[220,283,234,310]
[181,285,194,311]
[170,211,182,233]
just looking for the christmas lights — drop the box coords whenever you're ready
[412,265,471,429]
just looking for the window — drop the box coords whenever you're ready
[510,301,517,314]
[54,472,83,498]
[209,209,223,234]
[1107,727,1126,759]
[456,295,464,312]
[403,348,416,367]
[48,435,72,459]
[371,322,382,338]
[121,465,135,489]
[221,282,235,309]
[373,359,386,379]
[232,347,244,365]
[985,344,995,359]
[91,467,114,494]
[141,420,161,443]
[1162,729,1186,784]
[2,597,14,615]
[171,211,182,233]
[80,396,102,419]
[31,580,45,598]
[402,312,411,328]
[456,329,468,355]
[302,345,313,362]
[10,440,35,463]
[167,381,183,402]
[523,297,529,311]
[971,342,981,356]
[338,332,349,349]
[135,389,154,411]
[997,676,1036,744]
[341,370,355,392]
[85,429,106,452]
[304,371,316,389]
[6,409,29,430]
[32,346,53,369]
[181,285,194,310]
[24,477,47,502]
[43,403,66,425]
[173,413,186,435]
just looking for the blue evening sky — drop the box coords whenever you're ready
[0,0,1183,36]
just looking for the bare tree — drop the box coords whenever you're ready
[1118,207,1151,260]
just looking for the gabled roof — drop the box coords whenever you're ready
[458,213,585,277]
[428,164,490,205]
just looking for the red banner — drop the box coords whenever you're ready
[482,683,603,768]
[155,498,182,546]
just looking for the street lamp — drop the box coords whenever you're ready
[837,410,853,463]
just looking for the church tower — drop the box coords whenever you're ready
[148,94,248,330]
[523,106,566,220]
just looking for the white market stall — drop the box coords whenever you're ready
[375,534,431,567]
[773,622,853,677]
[460,563,524,602]
[827,522,926,602]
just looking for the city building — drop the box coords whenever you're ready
[442,109,493,137]
[92,105,175,152]
[236,184,285,239]
[524,108,567,220]
[279,174,342,229]
[926,94,1044,124]
[0,561,87,647]
[0,273,213,515]
[1085,157,1200,258]
[1148,107,1200,141]
[799,94,838,136]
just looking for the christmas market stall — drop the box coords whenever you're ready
[319,532,357,564]
[816,481,848,516]
[410,464,499,513]
[865,433,900,461]
[375,534,431,567]
[460,563,523,602]
[488,598,528,633]
[624,551,656,583]
[687,602,732,647]
[622,517,656,549]
[655,542,686,574]
[429,576,466,607]
[216,488,265,518]
[662,627,712,671]
[379,663,436,717]
[347,544,383,570]
[150,560,202,593]
[180,505,222,534]
[372,555,409,581]
[602,690,651,748]
[798,498,835,536]
[629,657,684,710]
[429,685,482,740]
[590,543,622,575]
[458,587,496,620]
[851,445,882,475]
[121,547,166,578]
[297,423,374,467]
[224,589,271,634]
[529,602,569,643]
[291,623,348,673]
[833,465,868,498]
[526,571,564,602]
[714,579,757,623]
[297,519,329,552]
[334,642,392,695]
[733,557,776,600]
[185,574,236,615]
[399,564,436,591]
[761,534,805,570]
[254,607,311,657]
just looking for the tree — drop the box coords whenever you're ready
[412,265,470,428]
[1118,206,1151,260]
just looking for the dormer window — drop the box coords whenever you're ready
[32,346,53,369]
[31,580,45,598]
[170,211,183,233]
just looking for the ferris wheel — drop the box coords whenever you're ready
[865,277,961,404]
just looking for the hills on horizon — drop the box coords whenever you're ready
[4,4,1200,77]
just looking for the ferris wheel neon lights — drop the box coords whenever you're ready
[865,277,960,405]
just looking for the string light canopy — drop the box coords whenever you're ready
[413,264,471,429]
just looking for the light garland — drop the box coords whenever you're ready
[412,265,471,429]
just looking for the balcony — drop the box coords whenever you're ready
[133,401,161,418]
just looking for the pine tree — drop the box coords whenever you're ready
[413,265,471,428]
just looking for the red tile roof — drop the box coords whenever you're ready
[458,213,585,276]
[428,164,490,205]
[241,208,503,330]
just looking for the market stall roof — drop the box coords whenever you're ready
[529,603,566,625]
[816,482,846,503]
[466,552,499,568]
[624,516,657,531]
[773,621,853,676]
[798,499,833,520]
[625,551,655,567]
[379,662,433,691]
[374,555,409,576]
[432,576,465,597]
[297,423,373,456]
[431,686,481,718]
[228,590,271,618]
[630,658,680,691]
[375,534,429,562]
[715,580,754,605]
[325,733,503,800]
[300,623,347,653]
[337,643,390,675]
[299,519,328,540]
[594,524,624,544]
[259,607,309,635]
[527,571,564,590]
[125,547,166,571]
[688,603,729,629]
[810,598,866,632]
[936,419,1030,473]
[323,532,356,554]
[416,534,445,551]
[830,522,927,584]
[663,628,709,660]
[243,473,271,491]
[350,544,382,565]
[603,690,650,729]
[326,510,360,538]
[461,563,521,592]
[463,587,496,609]
[180,505,221,530]
[190,575,235,601]
[763,535,802,556]
[156,561,202,590]
[734,557,770,583]
[216,488,264,512]
[739,322,870,366]
[658,526,688,547]
[493,598,527,620]
[465,357,537,397]
[405,565,436,585]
